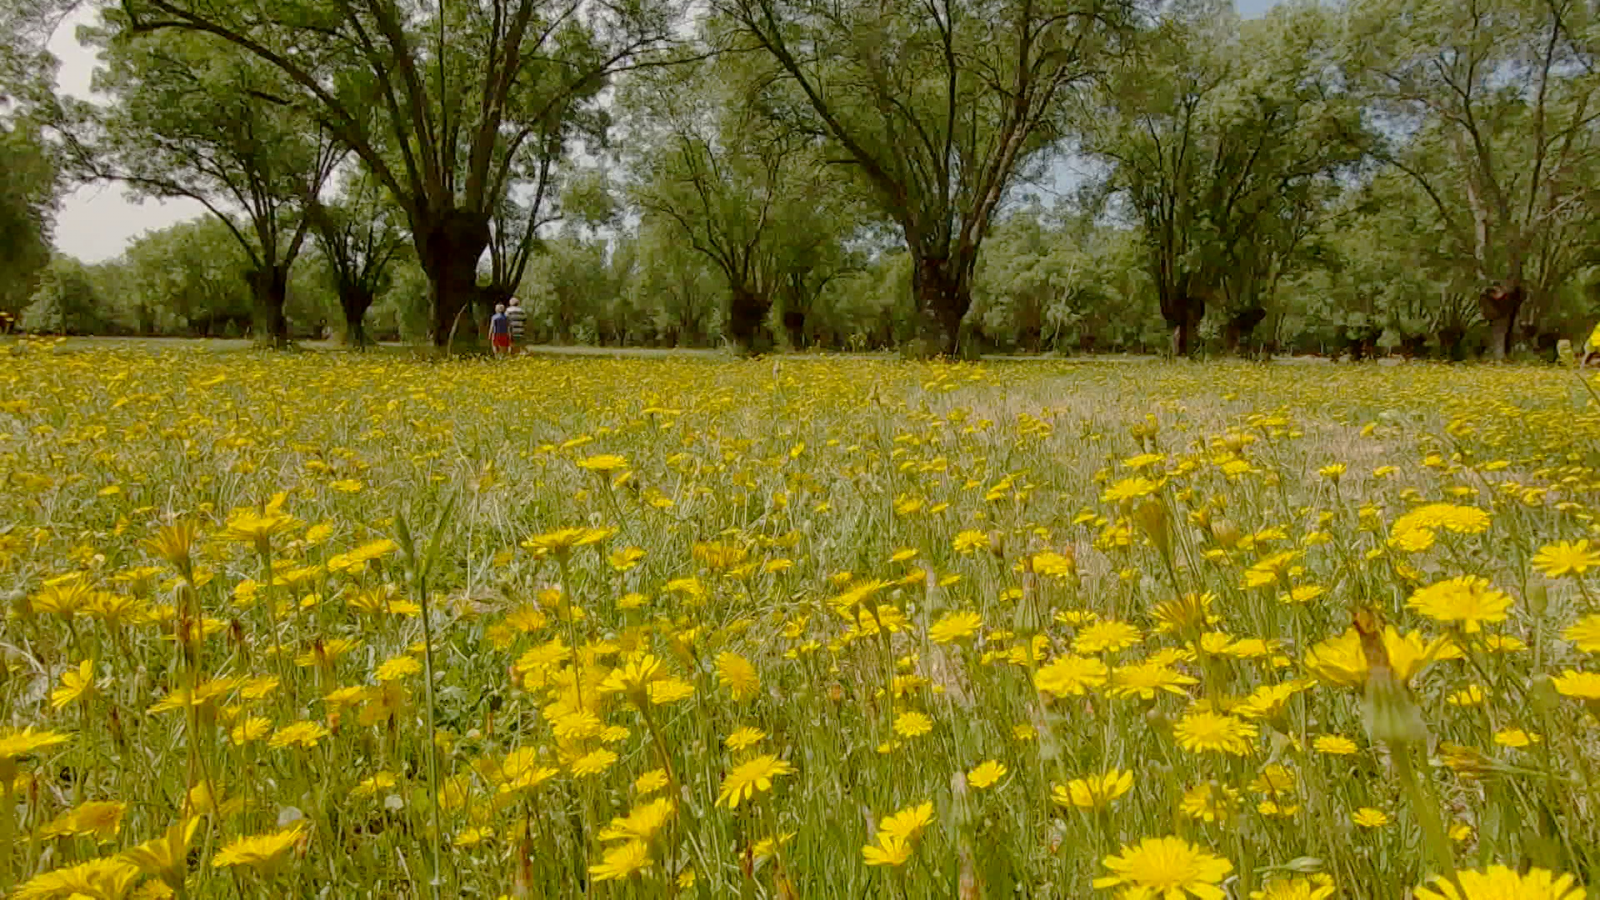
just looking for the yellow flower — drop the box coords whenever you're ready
[570,748,619,777]
[1251,874,1337,900]
[598,654,666,706]
[521,526,613,555]
[1313,735,1358,756]
[1101,476,1162,505]
[51,659,95,709]
[724,726,767,752]
[1494,728,1541,749]
[861,834,913,867]
[893,711,933,738]
[1075,620,1144,654]
[716,754,795,809]
[928,610,984,644]
[268,720,330,750]
[1094,835,1233,900]
[1109,661,1198,700]
[1414,865,1584,900]
[862,800,933,867]
[715,652,760,702]
[143,520,201,573]
[1054,770,1134,810]
[1564,615,1600,652]
[648,678,695,705]
[1303,627,1460,687]
[121,817,200,888]
[578,454,629,474]
[10,857,140,900]
[1533,540,1600,578]
[1407,576,1513,633]
[230,717,272,746]
[375,655,423,681]
[1035,654,1109,697]
[0,726,71,775]
[878,801,935,843]
[1552,670,1600,701]
[597,797,675,843]
[212,824,306,874]
[966,760,1008,789]
[589,839,652,881]
[220,510,298,550]
[39,800,126,840]
[635,769,670,795]
[952,530,991,554]
[1173,710,1257,756]
[1351,807,1390,828]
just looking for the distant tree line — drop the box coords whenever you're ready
[5,0,1600,359]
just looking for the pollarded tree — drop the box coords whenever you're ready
[116,0,684,348]
[1345,0,1600,358]
[1084,0,1367,356]
[68,26,341,345]
[715,0,1131,355]
[623,54,847,353]
[309,173,408,347]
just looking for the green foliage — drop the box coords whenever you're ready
[19,256,101,334]
[1342,0,1600,357]
[1084,0,1367,355]
[0,123,54,327]
[622,51,858,352]
[717,0,1131,351]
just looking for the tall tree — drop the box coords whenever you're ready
[116,0,683,348]
[1345,0,1600,358]
[309,173,408,347]
[68,26,341,345]
[624,55,846,353]
[0,1,62,326]
[1085,0,1365,355]
[715,0,1129,355]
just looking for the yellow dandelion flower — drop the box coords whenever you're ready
[1093,836,1232,900]
[1414,866,1584,900]
[1407,576,1513,633]
[966,760,1008,789]
[1054,770,1134,810]
[716,754,795,809]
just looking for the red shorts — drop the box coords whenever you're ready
[492,334,511,349]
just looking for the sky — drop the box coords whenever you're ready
[48,0,1283,263]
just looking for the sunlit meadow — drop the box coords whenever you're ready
[4,340,1600,899]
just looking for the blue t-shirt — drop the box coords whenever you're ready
[491,312,510,336]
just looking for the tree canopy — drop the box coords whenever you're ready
[23,0,1600,359]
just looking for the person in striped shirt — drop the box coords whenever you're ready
[505,296,527,352]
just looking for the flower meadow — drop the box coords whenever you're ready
[4,342,1600,899]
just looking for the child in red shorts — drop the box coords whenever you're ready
[490,303,511,356]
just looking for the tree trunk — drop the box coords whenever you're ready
[727,285,772,354]
[782,308,806,349]
[419,209,492,350]
[912,254,971,357]
[339,284,375,348]
[1478,283,1524,361]
[248,265,290,348]
[1160,286,1204,358]
[1222,306,1267,356]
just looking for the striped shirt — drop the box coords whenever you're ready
[505,303,527,339]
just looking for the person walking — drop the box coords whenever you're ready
[506,296,527,353]
[490,303,512,357]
